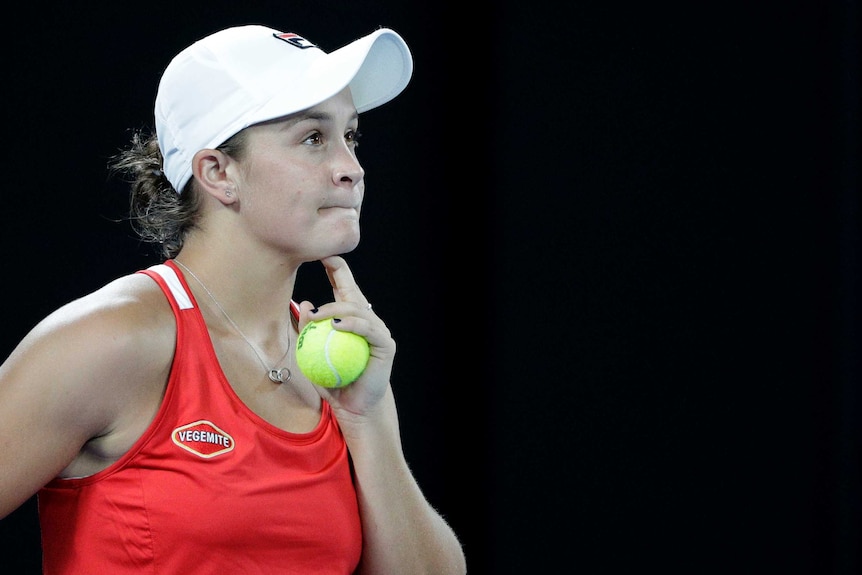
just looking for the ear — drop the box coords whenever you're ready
[191,148,237,205]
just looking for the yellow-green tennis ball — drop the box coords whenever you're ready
[296,319,370,388]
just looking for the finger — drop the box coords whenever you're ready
[321,256,367,305]
[295,300,318,331]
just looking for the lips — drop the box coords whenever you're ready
[319,204,359,211]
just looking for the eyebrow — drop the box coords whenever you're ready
[290,109,360,126]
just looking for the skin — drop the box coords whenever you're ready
[0,87,466,575]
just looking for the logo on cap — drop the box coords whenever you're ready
[172,420,235,458]
[272,32,317,49]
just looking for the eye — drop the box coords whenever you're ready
[303,132,324,145]
[346,129,362,147]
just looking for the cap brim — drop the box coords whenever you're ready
[248,28,413,129]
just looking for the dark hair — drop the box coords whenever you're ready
[109,128,247,259]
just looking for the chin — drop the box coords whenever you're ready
[327,235,360,256]
[317,221,360,253]
[340,239,361,254]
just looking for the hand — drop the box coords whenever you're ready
[297,256,396,418]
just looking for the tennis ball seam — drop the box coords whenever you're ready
[323,329,344,387]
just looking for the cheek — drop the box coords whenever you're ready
[246,163,314,209]
[256,193,314,234]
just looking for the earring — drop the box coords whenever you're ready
[225,189,233,198]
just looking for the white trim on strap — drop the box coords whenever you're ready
[148,264,194,310]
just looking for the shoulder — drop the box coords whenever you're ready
[33,271,174,357]
[9,271,176,432]
[0,271,178,489]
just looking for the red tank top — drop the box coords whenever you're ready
[37,260,362,574]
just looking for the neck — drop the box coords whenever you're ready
[172,258,298,376]
[171,249,300,338]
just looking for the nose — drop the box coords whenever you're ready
[332,145,365,188]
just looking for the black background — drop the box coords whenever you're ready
[1,1,860,574]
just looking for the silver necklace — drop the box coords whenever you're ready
[174,260,292,383]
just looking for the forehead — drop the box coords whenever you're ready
[264,87,359,128]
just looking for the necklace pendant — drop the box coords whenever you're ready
[269,368,291,383]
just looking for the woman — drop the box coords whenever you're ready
[0,24,466,574]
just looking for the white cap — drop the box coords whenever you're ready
[155,25,414,193]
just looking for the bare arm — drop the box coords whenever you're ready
[301,257,467,575]
[342,387,466,575]
[0,275,173,518]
